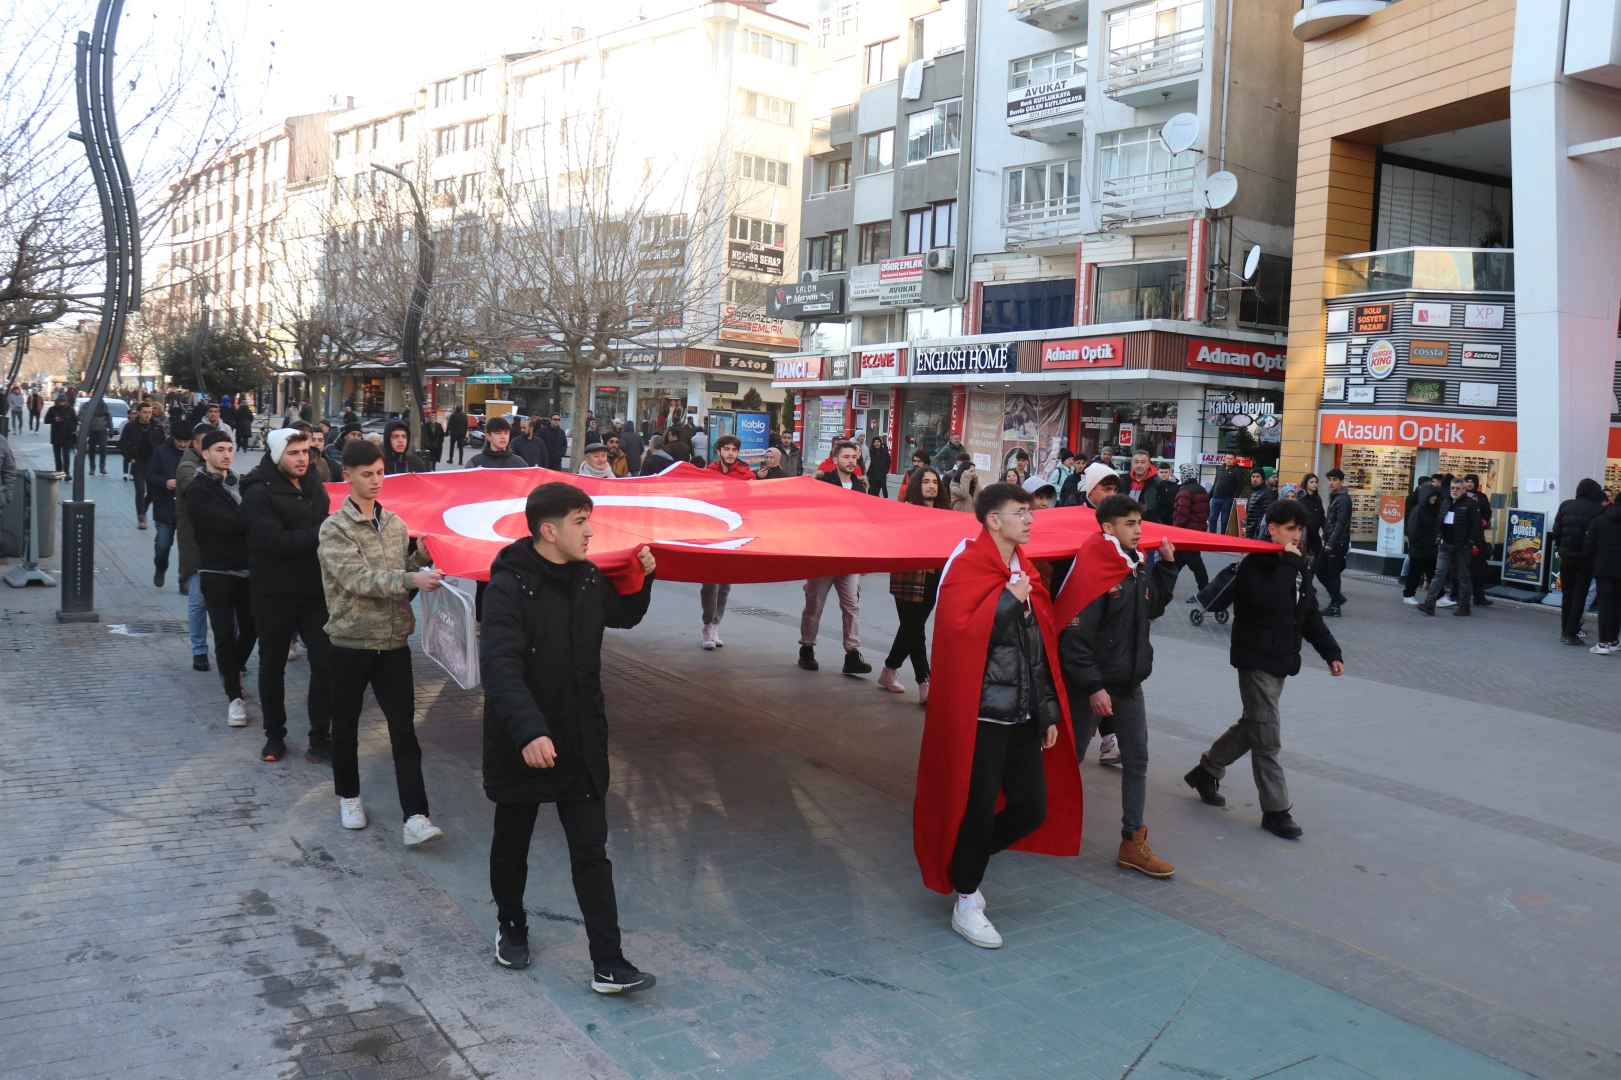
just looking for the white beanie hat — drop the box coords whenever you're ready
[267,426,300,465]
[1079,461,1119,495]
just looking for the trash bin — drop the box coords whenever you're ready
[34,470,60,559]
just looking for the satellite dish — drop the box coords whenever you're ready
[1159,113,1200,155]
[1203,170,1239,210]
[1242,244,1262,280]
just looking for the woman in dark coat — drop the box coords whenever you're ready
[1297,473,1326,564]
[868,436,892,498]
[878,466,951,703]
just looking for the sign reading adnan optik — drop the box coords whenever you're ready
[1184,340,1286,379]
[1041,336,1125,370]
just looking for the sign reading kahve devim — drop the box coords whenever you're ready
[912,341,1014,375]
[766,279,845,319]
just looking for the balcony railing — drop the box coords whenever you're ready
[1333,247,1515,296]
[1005,194,1085,248]
[1007,193,1084,224]
[1099,166,1197,225]
[1014,0,1087,32]
[1105,27,1204,94]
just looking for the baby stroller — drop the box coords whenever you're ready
[1188,561,1239,626]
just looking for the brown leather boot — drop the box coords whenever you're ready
[1116,827,1175,878]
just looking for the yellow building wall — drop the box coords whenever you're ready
[1281,0,1516,481]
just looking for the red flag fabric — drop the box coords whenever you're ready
[1051,532,1136,628]
[351,464,1275,592]
[912,529,1083,894]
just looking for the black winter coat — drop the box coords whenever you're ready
[239,458,331,599]
[467,446,530,469]
[1583,503,1621,580]
[184,470,250,572]
[1435,493,1484,549]
[1060,552,1179,696]
[1323,488,1353,548]
[1210,464,1244,500]
[1245,487,1277,539]
[447,410,468,438]
[1228,551,1343,677]
[480,541,654,803]
[118,418,164,465]
[1405,492,1443,557]
[976,588,1062,730]
[540,424,568,464]
[1130,473,1176,525]
[818,471,869,494]
[146,440,187,525]
[1554,479,1607,559]
[869,444,891,481]
[1298,491,1326,553]
[510,432,550,469]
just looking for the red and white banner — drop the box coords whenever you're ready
[356,465,1275,593]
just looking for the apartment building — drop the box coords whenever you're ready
[778,0,1306,487]
[1282,0,1621,585]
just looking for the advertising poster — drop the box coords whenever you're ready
[422,581,481,690]
[1340,445,1415,543]
[735,411,770,466]
[1502,509,1547,586]
[1000,395,1038,478]
[964,392,1004,474]
[1034,394,1070,482]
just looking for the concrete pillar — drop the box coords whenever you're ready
[1510,2,1621,514]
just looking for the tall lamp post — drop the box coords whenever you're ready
[371,164,434,456]
[60,0,141,623]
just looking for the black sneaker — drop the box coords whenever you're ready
[154,568,165,588]
[843,649,873,675]
[495,923,530,969]
[1261,810,1303,839]
[1322,604,1341,618]
[797,645,819,671]
[1562,635,1585,646]
[261,737,287,762]
[1183,765,1226,807]
[305,739,333,766]
[591,956,656,994]
[192,654,211,672]
[1416,601,1435,616]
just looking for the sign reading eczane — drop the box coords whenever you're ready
[1184,339,1287,378]
[912,341,1015,375]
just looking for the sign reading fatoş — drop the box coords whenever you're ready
[727,240,785,276]
[773,356,823,382]
[1184,340,1287,379]
[766,279,845,319]
[912,341,1015,376]
[1005,75,1086,125]
[1041,336,1125,370]
[718,304,797,348]
[714,354,772,374]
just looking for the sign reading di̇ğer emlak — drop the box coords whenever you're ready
[1184,339,1287,379]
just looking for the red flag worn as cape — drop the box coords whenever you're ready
[912,528,1125,894]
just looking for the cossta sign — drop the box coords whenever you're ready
[1041,336,1125,370]
[1185,340,1287,378]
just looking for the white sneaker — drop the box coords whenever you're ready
[403,814,444,846]
[1435,597,1457,608]
[876,667,906,693]
[962,889,985,912]
[1402,596,1419,606]
[701,624,716,650]
[712,628,724,647]
[227,698,248,727]
[1590,642,1617,655]
[340,797,368,830]
[1098,733,1121,766]
[951,905,1003,948]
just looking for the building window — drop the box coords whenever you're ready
[1374,159,1512,248]
[1093,260,1186,321]
[434,79,456,107]
[1098,126,1193,182]
[806,230,849,272]
[737,90,796,126]
[860,312,902,345]
[432,177,458,204]
[858,220,891,264]
[1107,0,1203,52]
[730,216,786,246]
[1238,254,1291,328]
[904,208,929,254]
[465,119,487,149]
[464,69,484,98]
[724,278,769,308]
[740,29,797,65]
[860,129,894,174]
[1010,46,1085,88]
[981,280,1076,334]
[822,158,851,191]
[463,173,484,202]
[435,128,458,156]
[931,200,956,247]
[905,98,962,163]
[734,153,792,186]
[1006,158,1083,220]
[864,38,899,84]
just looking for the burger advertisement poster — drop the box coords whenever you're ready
[1502,509,1548,586]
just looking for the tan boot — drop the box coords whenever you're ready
[1116,826,1175,878]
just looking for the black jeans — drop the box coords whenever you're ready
[884,596,934,682]
[1596,577,1621,643]
[87,430,108,471]
[1403,553,1436,598]
[130,461,151,518]
[448,435,466,463]
[330,645,428,820]
[253,594,332,744]
[1561,558,1594,638]
[1176,549,1209,591]
[52,443,72,472]
[1317,547,1347,604]
[199,573,257,701]
[950,720,1047,895]
[490,799,623,964]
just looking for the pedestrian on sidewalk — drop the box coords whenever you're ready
[912,482,1079,949]
[119,400,163,529]
[1416,477,1483,617]
[1173,463,1212,595]
[382,420,428,475]
[467,416,527,469]
[1553,478,1606,644]
[241,427,334,764]
[1207,452,1242,535]
[446,406,468,464]
[698,435,755,650]
[480,482,658,992]
[879,466,951,701]
[85,399,112,475]
[1317,468,1352,616]
[868,436,892,498]
[27,387,43,431]
[44,394,76,473]
[1185,499,1344,839]
[1125,450,1175,524]
[799,441,870,675]
[318,437,446,846]
[421,410,446,469]
[7,384,24,433]
[1243,468,1276,539]
[1581,493,1621,654]
[1059,494,1180,878]
[185,430,257,727]
[638,434,674,476]
[1465,474,1495,607]
[1402,484,1443,604]
[948,454,981,512]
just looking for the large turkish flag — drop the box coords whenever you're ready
[348,464,1275,592]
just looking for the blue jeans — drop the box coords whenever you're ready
[153,520,175,573]
[1208,497,1234,536]
[185,574,209,656]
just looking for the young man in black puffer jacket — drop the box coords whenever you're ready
[185,430,257,728]
[1553,478,1606,645]
[1582,495,1621,654]
[1185,499,1343,840]
[480,482,658,994]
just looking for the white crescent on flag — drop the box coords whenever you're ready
[441,494,747,544]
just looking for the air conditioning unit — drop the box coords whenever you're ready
[926,246,955,272]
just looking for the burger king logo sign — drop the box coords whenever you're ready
[1366,340,1397,380]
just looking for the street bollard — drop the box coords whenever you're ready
[57,501,97,621]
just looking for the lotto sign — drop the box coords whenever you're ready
[1366,340,1397,379]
